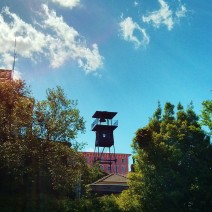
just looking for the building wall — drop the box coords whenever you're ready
[81,152,131,175]
[0,69,12,83]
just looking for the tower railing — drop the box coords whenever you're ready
[91,119,118,130]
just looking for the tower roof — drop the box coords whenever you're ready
[92,111,117,119]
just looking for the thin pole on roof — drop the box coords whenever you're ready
[12,37,17,78]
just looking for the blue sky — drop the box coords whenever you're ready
[0,0,211,161]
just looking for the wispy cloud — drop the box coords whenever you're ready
[0,6,47,77]
[0,5,103,74]
[142,0,187,31]
[119,17,150,48]
[142,0,174,30]
[40,4,103,72]
[176,5,187,18]
[134,1,138,7]
[51,0,80,9]
[1,53,15,69]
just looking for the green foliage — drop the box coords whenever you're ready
[163,102,175,123]
[0,80,32,142]
[38,140,86,194]
[0,82,98,211]
[33,86,85,142]
[0,138,91,210]
[201,100,212,134]
[120,102,212,211]
[0,139,28,181]
[117,186,140,211]
[153,101,162,121]
[3,80,210,211]
[55,195,121,212]
[99,195,120,212]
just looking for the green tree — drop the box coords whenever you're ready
[119,102,212,211]
[33,86,85,142]
[0,83,93,211]
[28,86,89,209]
[201,100,212,135]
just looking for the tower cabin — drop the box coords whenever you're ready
[91,111,118,147]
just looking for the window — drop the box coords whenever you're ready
[122,158,125,163]
[102,133,107,138]
[100,165,104,171]
[121,166,125,173]
[107,166,111,171]
[115,166,118,173]
[100,158,104,162]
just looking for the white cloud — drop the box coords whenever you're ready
[51,0,80,9]
[0,6,47,68]
[41,4,103,72]
[119,17,150,48]
[0,5,103,74]
[1,53,15,69]
[142,0,174,30]
[142,0,187,31]
[176,5,187,18]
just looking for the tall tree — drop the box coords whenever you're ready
[119,102,212,211]
[33,86,85,143]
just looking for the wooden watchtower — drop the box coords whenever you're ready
[91,111,118,172]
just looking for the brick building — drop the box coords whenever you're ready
[0,69,12,82]
[81,152,131,175]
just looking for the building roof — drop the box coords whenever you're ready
[89,173,129,195]
[91,173,128,186]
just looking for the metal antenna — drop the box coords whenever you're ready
[12,37,17,78]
